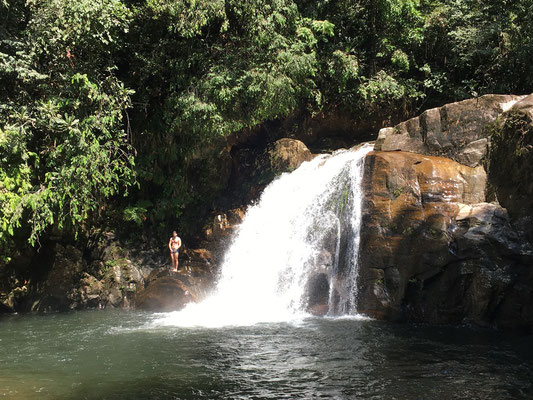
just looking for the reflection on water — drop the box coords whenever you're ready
[0,310,531,399]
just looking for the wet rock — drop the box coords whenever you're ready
[38,236,156,311]
[0,301,14,314]
[358,150,533,331]
[107,288,124,308]
[196,207,247,279]
[375,94,526,166]
[305,264,332,316]
[4,285,29,312]
[77,274,104,308]
[135,269,197,312]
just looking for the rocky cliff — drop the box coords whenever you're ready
[375,94,526,167]
[359,94,533,332]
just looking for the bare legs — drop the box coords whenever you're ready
[170,252,179,272]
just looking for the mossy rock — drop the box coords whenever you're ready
[486,95,533,240]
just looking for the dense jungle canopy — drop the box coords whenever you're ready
[1,0,533,262]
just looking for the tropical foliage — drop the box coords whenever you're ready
[1,0,532,261]
[0,0,135,261]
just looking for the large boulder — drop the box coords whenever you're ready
[64,238,149,310]
[249,138,314,186]
[135,277,194,312]
[135,268,200,311]
[267,138,315,172]
[375,94,526,167]
[65,257,145,310]
[357,151,533,331]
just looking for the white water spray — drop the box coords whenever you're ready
[155,144,373,327]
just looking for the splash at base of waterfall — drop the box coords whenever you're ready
[155,144,373,328]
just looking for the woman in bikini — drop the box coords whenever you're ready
[169,231,182,272]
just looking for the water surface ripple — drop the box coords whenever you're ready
[0,310,531,399]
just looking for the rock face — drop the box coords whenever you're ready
[135,268,198,312]
[358,151,533,331]
[37,244,86,311]
[375,94,526,167]
[487,94,533,242]
[22,239,150,312]
[267,138,315,172]
[227,138,315,205]
[359,94,533,331]
[0,202,239,313]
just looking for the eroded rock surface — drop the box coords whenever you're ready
[487,94,533,242]
[267,138,315,172]
[375,94,526,167]
[357,151,533,331]
[135,268,202,312]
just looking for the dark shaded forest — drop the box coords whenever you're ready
[1,0,532,263]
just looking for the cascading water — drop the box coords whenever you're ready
[155,143,373,327]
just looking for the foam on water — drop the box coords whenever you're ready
[154,144,373,328]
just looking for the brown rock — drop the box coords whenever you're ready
[78,274,104,308]
[267,138,315,172]
[358,151,487,317]
[375,94,526,166]
[135,274,195,312]
[357,150,533,330]
[107,288,124,308]
[35,244,86,311]
[511,93,533,119]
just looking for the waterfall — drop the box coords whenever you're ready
[155,143,373,327]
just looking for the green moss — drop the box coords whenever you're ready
[488,110,531,161]
[256,169,278,185]
[391,187,405,199]
[428,228,445,238]
[339,186,350,213]
[403,226,414,235]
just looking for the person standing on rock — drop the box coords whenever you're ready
[169,231,182,272]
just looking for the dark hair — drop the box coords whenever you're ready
[172,231,177,235]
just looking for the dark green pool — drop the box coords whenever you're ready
[0,310,531,399]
